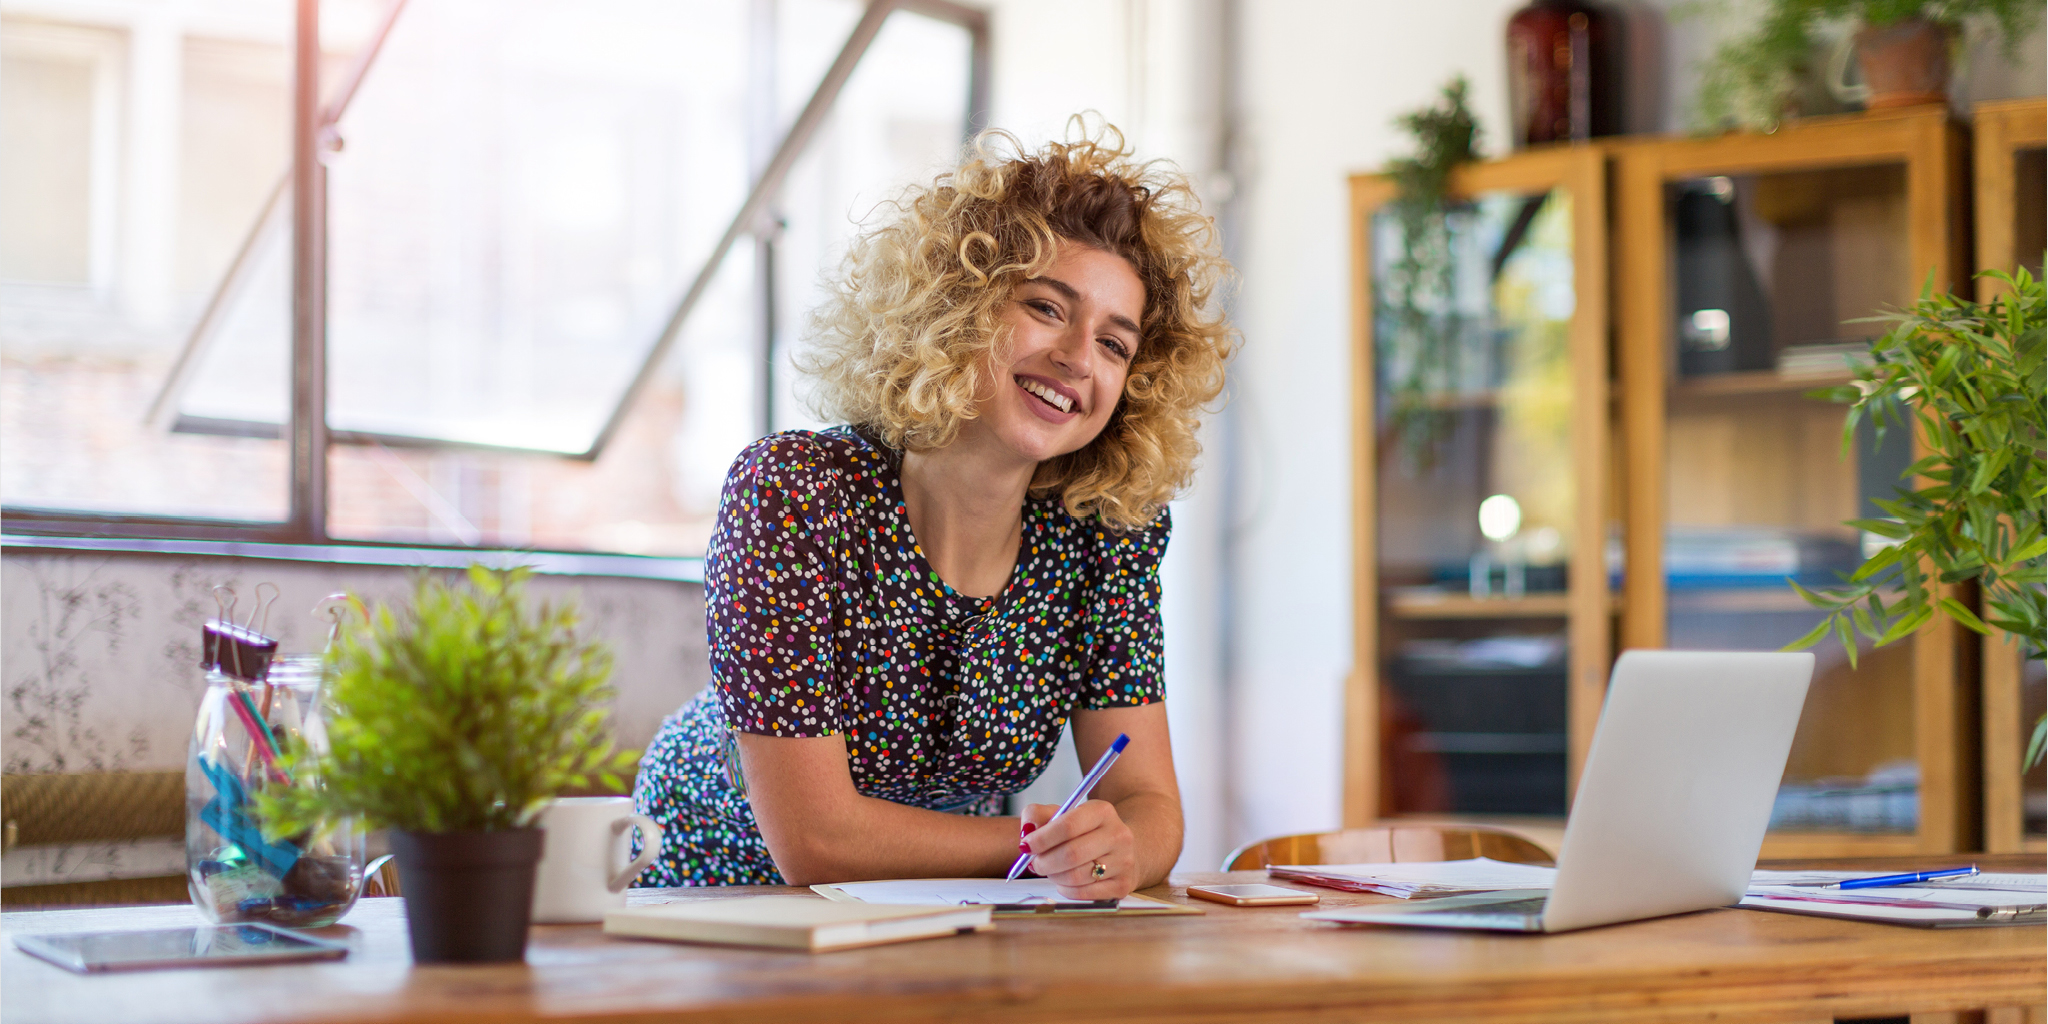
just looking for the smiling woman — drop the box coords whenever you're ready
[629,126,1237,897]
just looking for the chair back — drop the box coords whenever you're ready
[1222,825,1554,872]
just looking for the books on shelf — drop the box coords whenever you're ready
[1776,341,1875,377]
[603,896,991,952]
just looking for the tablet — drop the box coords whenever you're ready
[13,924,349,974]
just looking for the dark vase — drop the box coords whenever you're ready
[1672,179,1773,377]
[389,828,544,964]
[1505,0,1625,148]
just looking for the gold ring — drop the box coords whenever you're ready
[1091,860,1108,881]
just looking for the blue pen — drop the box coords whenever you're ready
[1007,733,1130,881]
[1828,865,1978,890]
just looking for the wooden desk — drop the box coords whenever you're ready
[5,856,2042,1024]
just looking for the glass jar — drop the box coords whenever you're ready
[186,654,366,927]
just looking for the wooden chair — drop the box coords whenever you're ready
[1221,824,1555,871]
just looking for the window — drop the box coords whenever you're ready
[2,0,986,555]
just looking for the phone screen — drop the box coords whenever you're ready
[14,924,349,974]
[1203,885,1311,898]
[1189,883,1320,905]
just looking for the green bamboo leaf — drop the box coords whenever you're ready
[1935,596,1991,634]
[1783,617,1835,651]
[1833,615,1859,668]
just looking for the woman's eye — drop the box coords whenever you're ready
[1099,337,1131,360]
[1027,299,1060,320]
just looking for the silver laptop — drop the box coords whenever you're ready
[1308,650,1813,933]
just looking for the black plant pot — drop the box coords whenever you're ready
[389,828,544,964]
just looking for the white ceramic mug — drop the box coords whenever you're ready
[531,797,662,924]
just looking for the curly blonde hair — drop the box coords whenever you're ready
[797,124,1236,531]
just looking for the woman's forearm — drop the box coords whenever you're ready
[1112,789,1184,889]
[759,792,1020,885]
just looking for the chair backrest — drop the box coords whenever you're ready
[1222,825,1555,872]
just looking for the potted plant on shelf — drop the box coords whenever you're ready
[259,566,634,963]
[1695,0,2042,132]
[1789,268,2045,767]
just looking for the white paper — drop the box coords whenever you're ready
[828,877,1158,910]
[1269,857,1559,892]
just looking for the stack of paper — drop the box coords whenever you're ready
[1266,858,1559,898]
[1741,871,2046,928]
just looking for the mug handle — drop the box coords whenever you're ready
[609,815,663,893]
[1824,33,1872,106]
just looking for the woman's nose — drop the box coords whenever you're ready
[1048,325,1094,379]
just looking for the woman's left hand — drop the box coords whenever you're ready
[1019,799,1138,899]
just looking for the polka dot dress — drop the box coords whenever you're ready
[632,426,1169,886]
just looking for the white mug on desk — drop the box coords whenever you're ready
[532,797,662,924]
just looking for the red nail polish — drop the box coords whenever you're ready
[1018,840,1032,854]
[1020,822,1038,836]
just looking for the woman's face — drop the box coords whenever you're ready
[976,243,1145,466]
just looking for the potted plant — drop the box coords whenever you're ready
[1694,0,2042,132]
[1380,77,1481,467]
[259,566,634,963]
[1790,269,2045,767]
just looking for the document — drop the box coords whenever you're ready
[1266,858,1559,898]
[1740,871,2046,928]
[811,878,1200,915]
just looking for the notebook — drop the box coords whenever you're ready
[1741,870,2048,928]
[603,896,992,952]
[1304,650,1814,933]
[813,877,1202,916]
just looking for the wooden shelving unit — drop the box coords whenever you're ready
[1346,146,1611,829]
[1348,105,2023,856]
[1971,96,2046,855]
[1614,106,1976,857]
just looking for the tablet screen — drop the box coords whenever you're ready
[14,924,349,973]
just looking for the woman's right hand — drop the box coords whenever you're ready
[1018,799,1140,899]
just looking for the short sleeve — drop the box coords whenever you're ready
[1079,508,1171,709]
[705,433,844,737]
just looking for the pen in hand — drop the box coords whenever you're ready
[1007,733,1130,882]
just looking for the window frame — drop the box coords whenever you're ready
[2,0,990,551]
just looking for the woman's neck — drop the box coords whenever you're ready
[899,434,1035,600]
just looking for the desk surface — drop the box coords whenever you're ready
[5,856,2042,1024]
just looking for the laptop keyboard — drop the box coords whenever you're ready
[1419,896,1548,916]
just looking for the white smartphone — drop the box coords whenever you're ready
[1186,883,1321,906]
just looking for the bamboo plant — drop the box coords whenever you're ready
[1789,269,2045,766]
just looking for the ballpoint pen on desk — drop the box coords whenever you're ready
[1006,733,1130,882]
[1828,866,1979,890]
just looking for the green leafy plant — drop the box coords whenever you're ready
[1379,77,1481,465]
[1788,269,2045,766]
[1694,0,2042,132]
[260,566,636,836]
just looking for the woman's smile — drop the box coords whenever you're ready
[1015,373,1080,418]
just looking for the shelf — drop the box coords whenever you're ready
[1756,831,1925,859]
[1386,590,1619,620]
[1667,587,1902,615]
[1669,369,1857,401]
[1668,589,1823,614]
[1385,389,1502,411]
